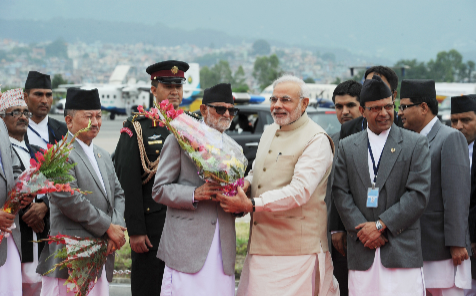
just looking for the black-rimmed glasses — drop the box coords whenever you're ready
[398,103,422,111]
[0,110,33,118]
[363,104,395,113]
[206,104,239,116]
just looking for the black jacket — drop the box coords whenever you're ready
[25,116,68,146]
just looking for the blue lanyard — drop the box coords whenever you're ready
[367,138,385,185]
[12,143,30,154]
[28,124,54,145]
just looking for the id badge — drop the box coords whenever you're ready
[367,187,379,208]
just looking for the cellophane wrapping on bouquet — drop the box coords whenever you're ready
[137,101,248,195]
[37,234,108,296]
[0,121,92,244]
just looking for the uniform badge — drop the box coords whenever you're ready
[148,134,161,140]
[98,153,101,158]
[171,66,179,75]
[148,134,163,145]
[120,127,133,138]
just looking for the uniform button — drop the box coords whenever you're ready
[147,208,150,212]
[268,150,272,154]
[156,150,160,154]
[254,221,258,226]
[263,168,266,172]
[258,185,261,189]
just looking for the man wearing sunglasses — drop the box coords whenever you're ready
[398,80,471,296]
[333,75,431,296]
[114,60,192,296]
[152,83,238,296]
[23,71,67,150]
[216,75,338,296]
[0,89,38,296]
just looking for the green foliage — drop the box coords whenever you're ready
[45,38,68,59]
[251,39,271,56]
[253,54,281,91]
[52,74,70,89]
[232,66,249,92]
[200,60,234,89]
[304,77,315,83]
[331,77,342,85]
[321,52,336,63]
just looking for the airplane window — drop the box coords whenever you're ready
[114,95,116,99]
[102,95,104,98]
[107,95,110,98]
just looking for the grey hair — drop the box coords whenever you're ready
[272,74,309,98]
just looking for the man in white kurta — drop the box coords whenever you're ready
[0,88,48,296]
[332,75,431,296]
[217,75,339,296]
[450,95,476,296]
[399,80,472,296]
[152,83,238,296]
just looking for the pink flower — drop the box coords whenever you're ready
[177,109,184,115]
[137,105,144,113]
[160,100,168,110]
[167,104,174,111]
[166,110,175,119]
[159,121,165,127]
[47,144,53,150]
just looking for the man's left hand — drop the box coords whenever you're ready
[216,187,253,213]
[20,194,35,209]
[450,246,469,266]
[107,239,118,256]
[356,221,384,247]
[22,202,48,231]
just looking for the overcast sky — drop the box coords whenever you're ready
[2,0,475,61]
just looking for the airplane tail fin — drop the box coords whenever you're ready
[184,63,200,95]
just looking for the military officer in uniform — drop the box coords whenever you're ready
[114,60,194,296]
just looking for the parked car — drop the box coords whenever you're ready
[224,105,341,173]
[438,97,451,126]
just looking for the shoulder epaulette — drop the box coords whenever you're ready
[185,111,202,120]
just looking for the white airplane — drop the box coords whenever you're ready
[56,63,201,120]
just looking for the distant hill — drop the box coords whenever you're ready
[0,18,245,47]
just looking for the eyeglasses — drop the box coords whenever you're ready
[269,96,302,105]
[206,104,239,116]
[363,104,394,113]
[398,103,422,111]
[0,110,33,118]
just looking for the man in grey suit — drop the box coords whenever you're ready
[152,83,237,296]
[326,80,362,296]
[398,80,471,295]
[37,88,126,296]
[333,75,431,296]
[0,112,25,294]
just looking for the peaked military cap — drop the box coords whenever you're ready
[360,75,393,104]
[400,79,436,99]
[202,83,234,105]
[64,88,101,116]
[25,71,52,90]
[451,94,476,114]
[146,60,189,84]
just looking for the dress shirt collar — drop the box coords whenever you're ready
[9,137,28,150]
[419,116,438,137]
[70,131,94,156]
[367,126,391,145]
[29,115,49,131]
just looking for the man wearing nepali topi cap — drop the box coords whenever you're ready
[451,94,476,295]
[152,83,239,296]
[0,89,48,296]
[37,88,126,296]
[333,75,431,296]
[399,80,471,296]
[114,60,200,296]
[0,89,31,296]
[23,71,67,150]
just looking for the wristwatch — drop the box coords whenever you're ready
[375,220,383,232]
[251,198,256,212]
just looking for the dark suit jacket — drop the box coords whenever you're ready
[339,111,403,140]
[420,120,471,261]
[333,124,431,270]
[16,143,49,263]
[25,116,68,145]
